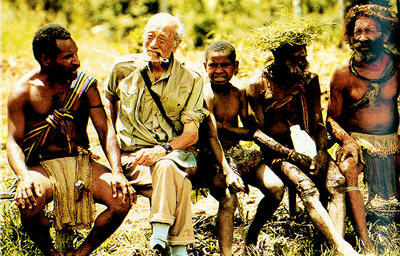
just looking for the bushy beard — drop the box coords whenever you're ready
[351,37,385,64]
[283,57,309,80]
[47,65,78,83]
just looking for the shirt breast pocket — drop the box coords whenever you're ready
[163,94,187,118]
[119,86,139,113]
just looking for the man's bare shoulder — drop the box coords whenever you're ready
[330,64,351,88]
[8,69,42,104]
[332,64,351,79]
[246,70,267,97]
[204,82,215,100]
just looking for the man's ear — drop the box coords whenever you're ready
[234,60,239,75]
[172,40,182,52]
[383,32,389,43]
[40,54,52,67]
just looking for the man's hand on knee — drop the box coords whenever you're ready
[111,172,137,204]
[225,171,245,194]
[15,172,42,209]
[129,146,167,167]
[337,139,361,164]
[338,157,362,185]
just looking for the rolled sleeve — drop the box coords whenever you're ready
[180,75,209,128]
[104,64,121,102]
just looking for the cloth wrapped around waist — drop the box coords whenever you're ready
[351,132,400,199]
[224,144,264,176]
[40,154,95,230]
[350,132,400,158]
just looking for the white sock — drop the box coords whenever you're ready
[170,245,188,256]
[150,222,170,249]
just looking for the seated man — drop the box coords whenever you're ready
[105,13,208,256]
[6,24,134,256]
[246,15,360,256]
[327,4,399,253]
[201,40,284,255]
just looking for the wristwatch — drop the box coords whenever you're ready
[160,143,173,154]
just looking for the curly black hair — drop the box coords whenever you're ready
[205,40,236,62]
[32,24,71,64]
[344,4,398,46]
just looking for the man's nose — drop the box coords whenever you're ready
[73,54,80,66]
[357,32,368,41]
[215,64,224,72]
[149,38,158,48]
[299,47,307,57]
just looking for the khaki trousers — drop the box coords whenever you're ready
[123,156,195,246]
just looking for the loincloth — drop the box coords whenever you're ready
[194,143,263,189]
[351,132,400,158]
[351,132,400,200]
[224,144,264,178]
[41,155,95,230]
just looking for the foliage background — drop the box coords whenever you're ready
[1,0,399,255]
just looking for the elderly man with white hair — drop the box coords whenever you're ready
[105,13,208,256]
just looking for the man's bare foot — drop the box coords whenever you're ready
[242,226,261,256]
[361,248,377,256]
[336,242,362,256]
[242,225,258,246]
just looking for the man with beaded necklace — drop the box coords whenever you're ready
[327,3,399,254]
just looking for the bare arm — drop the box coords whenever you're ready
[105,97,119,128]
[204,85,245,192]
[305,75,329,175]
[246,78,266,129]
[7,82,41,208]
[327,70,361,163]
[247,76,313,168]
[7,85,29,178]
[87,85,135,203]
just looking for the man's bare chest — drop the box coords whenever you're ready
[28,86,81,115]
[347,74,399,107]
[214,93,240,122]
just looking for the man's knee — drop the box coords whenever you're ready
[219,193,238,211]
[209,173,228,200]
[268,182,285,201]
[107,197,131,216]
[297,178,320,202]
[153,159,179,175]
[19,201,46,219]
[326,162,346,195]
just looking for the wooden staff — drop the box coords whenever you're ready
[254,129,313,169]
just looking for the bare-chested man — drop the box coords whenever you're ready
[327,4,399,253]
[246,16,361,256]
[7,24,135,256]
[202,40,284,255]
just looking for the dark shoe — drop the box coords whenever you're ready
[146,244,168,256]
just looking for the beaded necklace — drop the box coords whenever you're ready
[349,52,396,109]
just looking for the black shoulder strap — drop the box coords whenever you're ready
[140,67,179,133]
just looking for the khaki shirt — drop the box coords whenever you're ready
[105,54,208,151]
